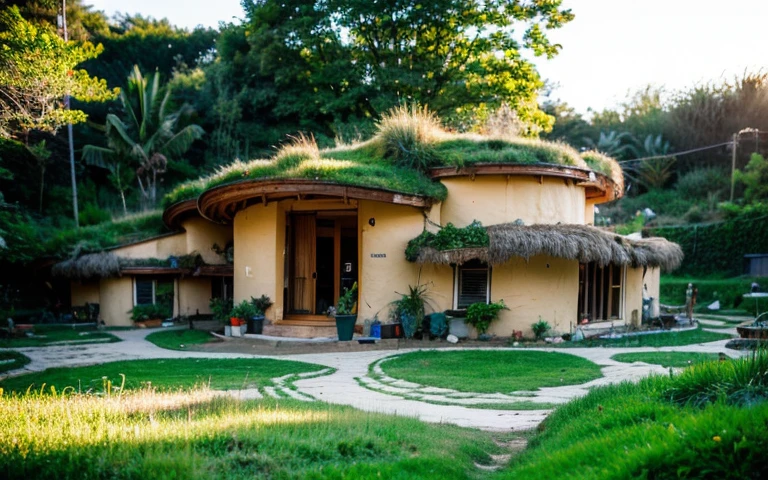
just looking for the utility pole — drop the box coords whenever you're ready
[61,0,79,227]
[730,133,738,202]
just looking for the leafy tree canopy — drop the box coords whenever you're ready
[0,5,117,137]
[210,0,572,154]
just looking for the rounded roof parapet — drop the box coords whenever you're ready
[161,199,199,229]
[197,179,433,224]
[429,163,622,203]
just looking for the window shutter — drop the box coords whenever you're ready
[458,268,488,308]
[135,280,154,305]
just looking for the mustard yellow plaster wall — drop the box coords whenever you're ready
[111,233,186,259]
[181,217,233,265]
[440,176,586,227]
[645,267,661,301]
[624,267,645,327]
[178,277,213,316]
[357,200,453,322]
[233,203,283,322]
[585,200,596,225]
[70,280,100,306]
[99,277,133,326]
[488,255,579,337]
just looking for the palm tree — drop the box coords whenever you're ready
[83,65,204,209]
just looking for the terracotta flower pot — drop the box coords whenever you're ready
[230,317,241,327]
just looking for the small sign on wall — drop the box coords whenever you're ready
[370,253,386,258]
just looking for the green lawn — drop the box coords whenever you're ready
[0,351,30,374]
[0,358,326,394]
[0,325,119,348]
[145,329,217,350]
[0,392,504,479]
[611,352,722,368]
[379,350,602,394]
[558,326,733,348]
[498,352,768,479]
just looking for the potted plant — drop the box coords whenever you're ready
[390,284,431,338]
[465,300,507,339]
[231,300,257,337]
[330,282,358,341]
[129,304,171,328]
[210,297,233,335]
[249,295,273,334]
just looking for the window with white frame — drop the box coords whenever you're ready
[454,260,490,309]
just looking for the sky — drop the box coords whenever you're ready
[87,0,767,115]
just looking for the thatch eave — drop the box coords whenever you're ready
[414,223,683,272]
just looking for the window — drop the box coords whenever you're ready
[134,278,174,309]
[211,276,234,301]
[454,260,490,309]
[578,263,623,321]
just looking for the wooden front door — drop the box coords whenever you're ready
[286,212,357,318]
[290,214,316,314]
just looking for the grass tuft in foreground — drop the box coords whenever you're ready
[0,391,500,479]
[0,358,326,394]
[379,350,602,393]
[499,350,768,480]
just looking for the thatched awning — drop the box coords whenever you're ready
[414,223,683,272]
[52,252,121,279]
[52,252,233,279]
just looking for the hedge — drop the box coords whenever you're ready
[647,205,768,277]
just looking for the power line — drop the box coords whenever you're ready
[620,141,734,165]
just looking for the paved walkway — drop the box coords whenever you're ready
[0,328,746,431]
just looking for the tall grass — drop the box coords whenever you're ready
[163,105,622,207]
[499,351,768,479]
[0,389,498,479]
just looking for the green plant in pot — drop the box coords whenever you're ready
[231,300,258,328]
[391,284,432,338]
[129,304,171,326]
[331,282,358,341]
[249,295,272,334]
[465,300,507,338]
[209,298,233,325]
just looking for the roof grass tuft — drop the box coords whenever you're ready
[163,107,623,208]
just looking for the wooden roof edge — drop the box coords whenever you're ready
[429,163,622,202]
[197,179,433,224]
[161,199,199,229]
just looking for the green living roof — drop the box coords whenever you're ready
[163,109,622,209]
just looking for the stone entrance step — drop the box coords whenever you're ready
[263,321,338,339]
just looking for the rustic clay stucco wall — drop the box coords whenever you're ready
[357,200,453,322]
[99,277,133,326]
[440,176,586,227]
[488,255,579,337]
[178,277,212,316]
[233,203,284,322]
[181,217,233,265]
[110,233,186,259]
[624,267,645,327]
[70,280,100,306]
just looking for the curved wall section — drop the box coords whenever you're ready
[440,176,586,227]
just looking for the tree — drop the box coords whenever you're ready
[204,0,572,157]
[0,6,116,137]
[83,65,204,208]
[0,5,116,212]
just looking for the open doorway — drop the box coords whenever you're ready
[286,212,357,318]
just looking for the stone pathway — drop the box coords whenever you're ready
[0,326,748,431]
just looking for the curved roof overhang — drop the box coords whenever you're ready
[197,179,433,224]
[429,163,622,203]
[162,199,199,229]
